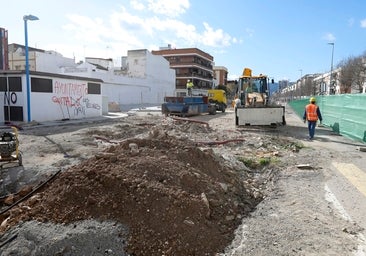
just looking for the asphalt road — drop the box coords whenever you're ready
[201,106,366,255]
[284,105,366,254]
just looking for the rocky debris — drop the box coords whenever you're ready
[0,115,302,255]
[0,220,128,256]
[296,164,314,169]
[357,146,366,152]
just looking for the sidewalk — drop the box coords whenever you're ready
[284,104,366,169]
[1,114,121,133]
[3,108,162,131]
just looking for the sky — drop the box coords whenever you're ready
[2,0,366,82]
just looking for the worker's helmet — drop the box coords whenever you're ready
[187,79,190,82]
[310,97,316,103]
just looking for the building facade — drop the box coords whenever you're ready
[2,43,175,122]
[152,46,214,96]
[0,70,103,122]
[0,28,9,70]
[8,43,77,73]
[213,66,228,87]
[64,49,176,111]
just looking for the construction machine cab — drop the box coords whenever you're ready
[236,68,269,107]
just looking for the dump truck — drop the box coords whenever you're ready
[207,89,227,113]
[235,68,286,126]
[161,95,216,117]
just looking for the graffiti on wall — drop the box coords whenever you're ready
[52,80,100,118]
[3,91,18,105]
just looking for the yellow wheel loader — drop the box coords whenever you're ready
[235,68,286,126]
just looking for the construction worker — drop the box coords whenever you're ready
[186,79,194,96]
[303,97,323,140]
[233,96,241,109]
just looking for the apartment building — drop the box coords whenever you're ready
[152,46,214,96]
[213,66,228,86]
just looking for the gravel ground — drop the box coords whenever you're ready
[0,107,365,255]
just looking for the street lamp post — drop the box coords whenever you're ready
[23,14,39,122]
[328,42,334,95]
[299,69,302,98]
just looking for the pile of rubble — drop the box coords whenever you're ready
[0,115,297,255]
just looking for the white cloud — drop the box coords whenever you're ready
[361,18,366,28]
[61,1,237,61]
[137,16,199,46]
[63,15,108,44]
[109,7,154,36]
[130,0,145,11]
[201,22,232,47]
[323,33,336,42]
[143,18,234,48]
[147,0,190,17]
[63,10,146,60]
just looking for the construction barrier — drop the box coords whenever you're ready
[289,94,366,143]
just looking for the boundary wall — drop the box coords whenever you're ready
[288,94,366,143]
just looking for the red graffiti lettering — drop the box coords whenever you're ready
[52,96,73,106]
[54,80,87,97]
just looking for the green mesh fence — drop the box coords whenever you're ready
[288,94,366,143]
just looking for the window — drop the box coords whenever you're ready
[88,82,101,94]
[9,77,22,91]
[31,77,53,92]
[0,77,6,91]
[4,106,23,121]
[0,77,22,92]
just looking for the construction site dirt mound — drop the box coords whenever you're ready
[0,128,262,255]
[2,110,364,256]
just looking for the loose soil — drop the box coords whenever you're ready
[0,109,364,255]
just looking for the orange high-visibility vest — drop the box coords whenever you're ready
[305,104,319,121]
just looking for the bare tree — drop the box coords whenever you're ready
[338,53,366,93]
[355,51,366,92]
[304,75,317,96]
[338,57,354,93]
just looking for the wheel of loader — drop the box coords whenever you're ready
[208,105,216,115]
[18,152,23,166]
[221,105,226,113]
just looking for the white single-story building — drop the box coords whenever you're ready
[3,47,176,123]
[66,49,176,111]
[0,70,103,123]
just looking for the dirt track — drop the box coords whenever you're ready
[0,107,365,255]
